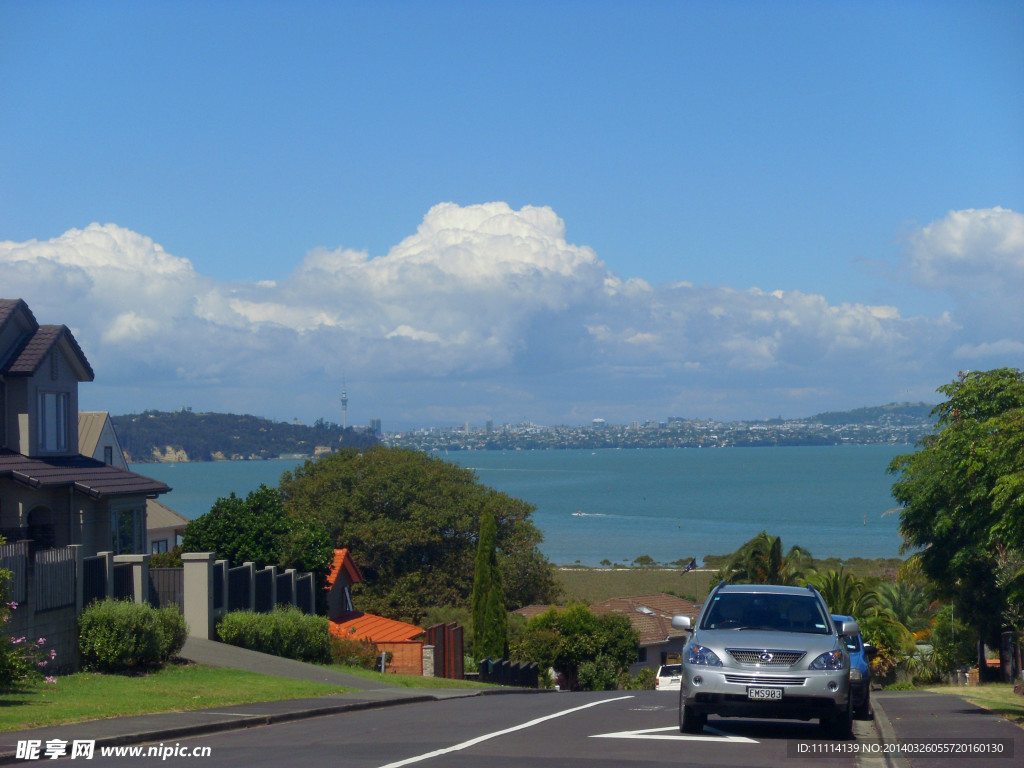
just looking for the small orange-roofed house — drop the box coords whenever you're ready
[324,548,426,675]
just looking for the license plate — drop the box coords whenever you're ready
[747,687,783,700]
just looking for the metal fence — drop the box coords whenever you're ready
[112,562,134,600]
[148,567,184,611]
[82,555,107,606]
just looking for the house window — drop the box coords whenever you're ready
[38,392,69,452]
[111,508,142,554]
[104,446,113,465]
[151,539,168,554]
[637,647,648,663]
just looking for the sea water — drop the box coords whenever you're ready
[133,445,909,566]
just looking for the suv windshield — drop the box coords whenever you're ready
[700,592,830,634]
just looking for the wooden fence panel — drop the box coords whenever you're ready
[0,540,28,603]
[33,547,76,611]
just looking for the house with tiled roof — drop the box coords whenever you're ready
[0,298,170,555]
[324,548,426,675]
[590,593,700,674]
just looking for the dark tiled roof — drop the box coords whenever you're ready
[0,450,170,500]
[2,324,94,380]
[0,298,36,331]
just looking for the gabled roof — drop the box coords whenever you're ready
[0,449,170,500]
[1,324,94,381]
[330,612,424,643]
[324,548,363,591]
[78,412,110,458]
[146,498,189,530]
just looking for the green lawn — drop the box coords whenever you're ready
[924,683,1024,728]
[0,664,349,732]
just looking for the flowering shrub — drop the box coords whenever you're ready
[0,600,58,689]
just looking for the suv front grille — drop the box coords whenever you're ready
[727,649,806,666]
[724,674,807,685]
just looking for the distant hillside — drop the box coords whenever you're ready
[112,409,377,463]
[809,402,935,426]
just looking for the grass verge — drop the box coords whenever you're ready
[327,664,493,689]
[924,683,1024,728]
[0,663,350,732]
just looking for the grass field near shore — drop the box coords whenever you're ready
[554,557,904,605]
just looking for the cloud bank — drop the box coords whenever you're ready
[2,203,1020,427]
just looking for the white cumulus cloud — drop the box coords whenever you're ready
[1,203,1017,426]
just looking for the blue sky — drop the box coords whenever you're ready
[2,1,1022,430]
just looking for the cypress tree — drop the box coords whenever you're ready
[472,509,505,661]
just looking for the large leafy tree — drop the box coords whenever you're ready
[278,446,557,622]
[889,368,1024,653]
[718,530,813,586]
[181,484,333,579]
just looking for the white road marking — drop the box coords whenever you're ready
[592,725,759,743]
[376,695,635,768]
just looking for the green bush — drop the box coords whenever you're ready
[627,667,656,690]
[217,606,330,664]
[79,600,187,672]
[329,634,381,669]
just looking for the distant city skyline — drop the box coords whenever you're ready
[2,2,1021,431]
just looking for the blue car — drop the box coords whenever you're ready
[832,614,875,719]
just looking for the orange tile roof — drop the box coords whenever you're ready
[330,612,424,643]
[324,548,363,591]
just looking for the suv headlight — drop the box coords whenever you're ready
[686,644,723,666]
[849,668,863,680]
[809,650,845,671]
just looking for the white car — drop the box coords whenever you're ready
[655,663,682,691]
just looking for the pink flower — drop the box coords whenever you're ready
[5,601,17,609]
[37,661,48,668]
[50,649,57,659]
[11,636,26,644]
[37,637,46,645]
[44,676,56,684]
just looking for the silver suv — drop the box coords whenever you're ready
[671,583,857,737]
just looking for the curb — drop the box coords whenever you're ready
[869,695,911,768]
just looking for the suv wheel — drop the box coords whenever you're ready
[821,694,853,739]
[679,703,706,734]
[854,688,872,720]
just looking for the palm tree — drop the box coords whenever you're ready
[813,568,881,616]
[718,531,813,586]
[878,581,934,636]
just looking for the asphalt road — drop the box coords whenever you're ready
[78,690,882,768]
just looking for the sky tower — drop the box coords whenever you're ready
[340,379,348,429]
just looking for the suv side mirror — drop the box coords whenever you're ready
[836,619,861,637]
[863,643,877,660]
[671,614,692,631]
